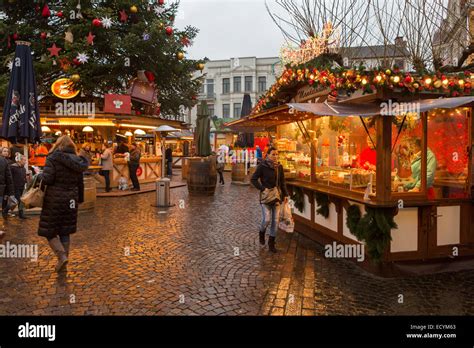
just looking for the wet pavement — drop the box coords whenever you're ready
[1,173,473,315]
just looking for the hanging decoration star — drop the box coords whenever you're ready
[143,32,150,41]
[101,16,113,29]
[7,60,13,71]
[64,29,74,44]
[76,52,89,64]
[47,43,62,57]
[86,31,95,45]
[119,9,128,22]
[154,6,165,15]
[59,57,71,71]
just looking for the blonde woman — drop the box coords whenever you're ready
[37,136,88,272]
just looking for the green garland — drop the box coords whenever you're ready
[315,192,330,218]
[290,186,305,213]
[346,205,397,262]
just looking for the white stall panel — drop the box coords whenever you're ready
[314,201,338,233]
[437,206,461,246]
[292,193,312,221]
[390,208,418,253]
[342,201,365,242]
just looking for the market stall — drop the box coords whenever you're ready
[227,79,474,276]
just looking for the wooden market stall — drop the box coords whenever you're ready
[227,82,474,276]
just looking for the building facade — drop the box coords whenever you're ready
[188,57,282,127]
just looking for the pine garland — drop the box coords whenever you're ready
[345,205,397,262]
[290,186,305,213]
[315,192,330,218]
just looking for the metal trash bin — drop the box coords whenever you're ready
[155,178,171,207]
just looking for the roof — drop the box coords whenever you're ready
[341,45,409,59]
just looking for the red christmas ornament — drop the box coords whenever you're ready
[330,83,336,90]
[181,36,190,47]
[159,0,165,5]
[57,11,63,18]
[165,26,173,36]
[35,5,40,12]
[40,32,47,40]
[144,71,155,82]
[404,75,412,84]
[42,4,51,18]
[86,32,95,45]
[119,9,128,22]
[92,18,102,27]
[12,33,19,40]
[73,58,81,66]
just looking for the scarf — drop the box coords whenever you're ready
[264,158,278,169]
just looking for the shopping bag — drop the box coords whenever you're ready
[21,175,46,208]
[279,202,294,233]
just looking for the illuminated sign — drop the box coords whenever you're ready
[51,78,80,99]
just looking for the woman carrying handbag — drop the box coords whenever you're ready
[37,136,88,272]
[251,147,289,253]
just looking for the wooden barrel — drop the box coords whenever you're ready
[80,175,96,210]
[182,157,190,180]
[187,156,217,196]
[232,163,247,182]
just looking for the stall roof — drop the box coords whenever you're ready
[226,96,474,130]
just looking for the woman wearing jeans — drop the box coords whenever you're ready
[251,147,288,253]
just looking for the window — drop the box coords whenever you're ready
[222,78,230,94]
[199,83,204,94]
[208,104,214,117]
[222,104,230,118]
[233,76,241,93]
[245,76,253,92]
[206,79,214,97]
[234,103,241,118]
[258,76,266,92]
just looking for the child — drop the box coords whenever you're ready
[118,176,129,190]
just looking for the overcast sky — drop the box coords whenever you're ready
[175,0,286,60]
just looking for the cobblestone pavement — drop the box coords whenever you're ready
[1,173,474,315]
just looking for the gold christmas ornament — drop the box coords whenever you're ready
[177,52,184,60]
[71,74,80,82]
[434,80,442,88]
[197,63,205,70]
[130,5,138,13]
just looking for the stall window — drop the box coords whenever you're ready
[276,121,312,181]
[314,116,377,194]
[427,108,470,199]
[390,111,425,196]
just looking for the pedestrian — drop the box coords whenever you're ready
[79,143,93,166]
[0,147,13,164]
[0,152,14,220]
[255,145,263,164]
[9,154,29,219]
[34,143,49,167]
[165,145,173,176]
[1,147,15,218]
[216,149,225,185]
[128,142,141,191]
[99,142,113,192]
[37,135,88,272]
[250,147,289,253]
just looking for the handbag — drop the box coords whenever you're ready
[21,175,46,208]
[260,165,281,205]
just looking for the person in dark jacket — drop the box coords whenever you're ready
[37,135,88,272]
[251,147,288,253]
[165,146,173,176]
[10,154,29,219]
[0,154,15,221]
[129,143,141,191]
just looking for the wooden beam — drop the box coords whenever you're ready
[376,115,392,203]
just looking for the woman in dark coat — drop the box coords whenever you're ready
[37,135,88,272]
[251,147,288,253]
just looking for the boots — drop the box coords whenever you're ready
[18,210,27,219]
[48,237,68,272]
[62,241,70,258]
[259,230,265,245]
[268,236,277,253]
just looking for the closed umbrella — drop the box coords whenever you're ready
[1,41,42,164]
[235,94,254,148]
[196,100,211,157]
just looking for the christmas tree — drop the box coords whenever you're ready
[0,0,206,116]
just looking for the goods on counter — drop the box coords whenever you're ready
[276,138,297,152]
[350,169,374,187]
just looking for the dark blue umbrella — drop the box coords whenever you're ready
[1,41,42,144]
[235,94,254,148]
